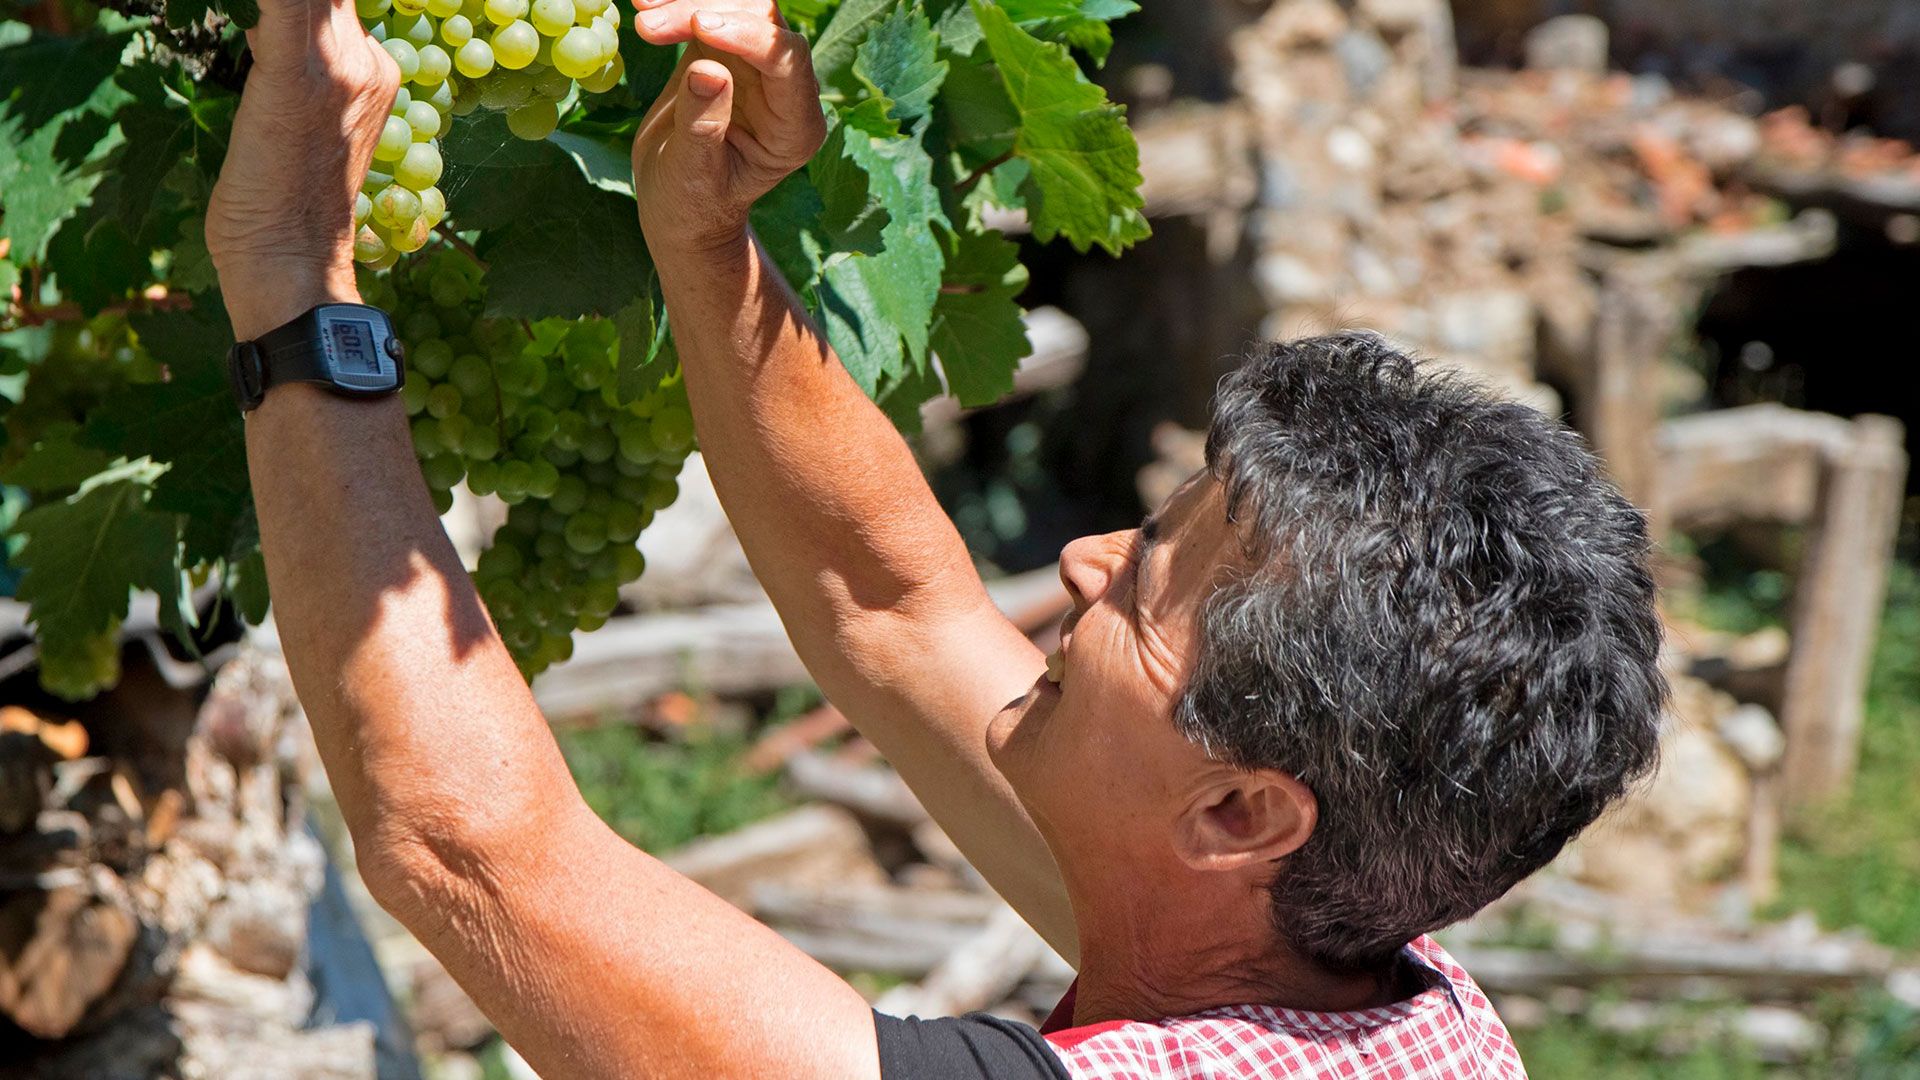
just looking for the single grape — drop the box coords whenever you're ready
[372,184,424,229]
[425,78,458,113]
[396,141,444,190]
[353,225,390,263]
[375,115,413,160]
[440,13,474,44]
[564,512,608,554]
[551,26,600,79]
[550,474,587,514]
[391,86,414,113]
[357,0,392,19]
[362,168,394,194]
[577,52,623,94]
[431,486,456,514]
[425,0,461,15]
[418,185,447,227]
[369,20,389,40]
[530,0,573,36]
[612,544,646,584]
[390,213,433,252]
[605,502,643,543]
[645,474,679,509]
[422,453,466,491]
[411,339,455,378]
[492,20,539,68]
[426,384,463,419]
[499,460,535,499]
[445,353,490,398]
[528,459,561,498]
[405,100,442,139]
[648,405,694,452]
[506,98,558,140]
[392,0,429,14]
[454,37,495,77]
[465,458,501,496]
[452,78,484,115]
[354,191,373,227]
[394,12,435,46]
[381,38,421,80]
[483,0,527,24]
[532,64,573,100]
[533,35,555,67]
[571,0,608,20]
[403,310,441,341]
[415,42,453,84]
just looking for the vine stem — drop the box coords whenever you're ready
[436,225,485,266]
[5,289,195,330]
[954,151,1017,196]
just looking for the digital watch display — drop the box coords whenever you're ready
[228,303,406,411]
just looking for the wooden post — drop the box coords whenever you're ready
[1778,415,1908,810]
[1587,261,1678,521]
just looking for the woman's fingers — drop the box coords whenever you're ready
[687,12,809,80]
[632,0,777,44]
[676,57,737,155]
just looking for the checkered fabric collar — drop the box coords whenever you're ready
[1039,936,1526,1078]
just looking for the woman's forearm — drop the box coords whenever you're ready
[240,300,578,891]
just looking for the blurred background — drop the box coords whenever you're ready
[5,0,1920,1075]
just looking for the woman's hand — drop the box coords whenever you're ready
[629,0,826,259]
[207,0,399,339]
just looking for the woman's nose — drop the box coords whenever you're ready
[1058,530,1136,614]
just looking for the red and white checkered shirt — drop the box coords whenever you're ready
[1039,936,1526,1079]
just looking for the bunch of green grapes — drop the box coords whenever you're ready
[351,0,625,266]
[361,247,693,678]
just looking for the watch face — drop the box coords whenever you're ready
[315,305,403,393]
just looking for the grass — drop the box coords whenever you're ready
[1773,558,1920,949]
[556,719,789,854]
[1510,536,1920,1075]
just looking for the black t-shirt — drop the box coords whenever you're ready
[873,1010,1072,1080]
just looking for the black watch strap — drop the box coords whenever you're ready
[229,303,404,411]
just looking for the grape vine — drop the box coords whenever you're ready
[0,0,1148,700]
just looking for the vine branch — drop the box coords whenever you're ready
[954,151,1017,196]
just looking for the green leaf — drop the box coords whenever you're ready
[873,361,944,431]
[853,5,947,128]
[442,112,653,317]
[0,33,134,263]
[931,226,1029,406]
[0,31,131,131]
[0,424,118,492]
[85,347,250,566]
[215,0,261,30]
[46,194,150,312]
[613,291,676,403]
[12,461,181,692]
[812,0,898,93]
[750,170,829,290]
[971,0,1147,254]
[833,99,947,359]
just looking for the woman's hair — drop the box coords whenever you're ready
[1178,332,1667,973]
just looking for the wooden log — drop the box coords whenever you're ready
[1586,259,1679,517]
[874,904,1051,1018]
[661,805,881,907]
[1778,416,1909,809]
[529,564,1068,722]
[1655,404,1854,529]
[0,884,139,1039]
[784,752,929,829]
[1445,933,1892,997]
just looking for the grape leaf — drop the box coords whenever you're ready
[853,5,947,128]
[811,0,897,94]
[814,99,947,388]
[0,424,118,492]
[46,194,150,313]
[750,170,830,291]
[613,291,676,403]
[874,361,944,431]
[442,113,653,317]
[0,33,134,263]
[85,357,250,566]
[12,461,182,689]
[971,0,1147,254]
[931,225,1029,406]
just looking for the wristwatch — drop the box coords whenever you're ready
[227,303,406,411]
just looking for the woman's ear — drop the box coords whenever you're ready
[1173,770,1317,872]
